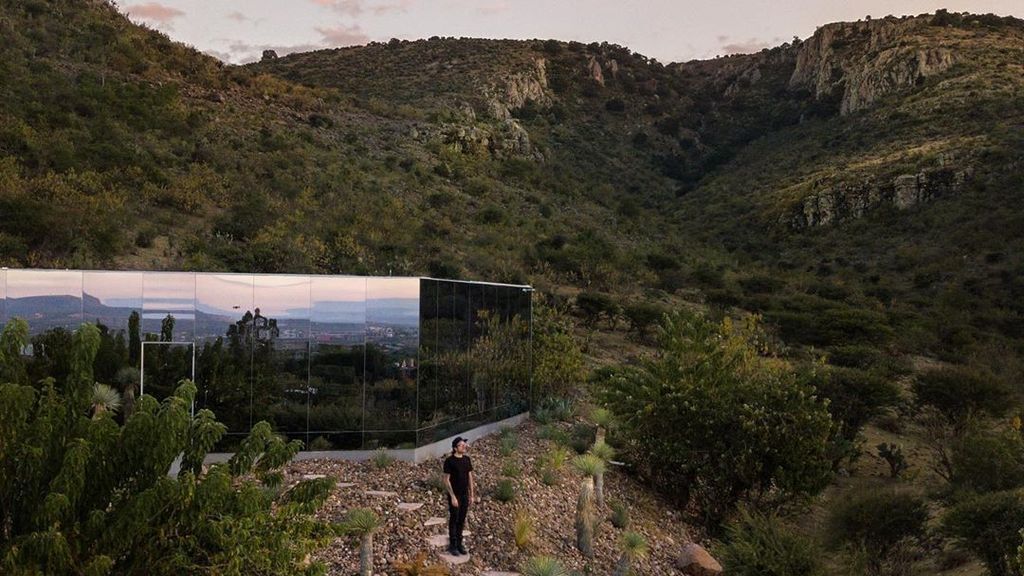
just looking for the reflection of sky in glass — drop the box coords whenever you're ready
[254,275,310,319]
[195,274,253,316]
[83,271,144,307]
[367,277,419,327]
[310,277,366,324]
[143,272,195,312]
[6,269,83,298]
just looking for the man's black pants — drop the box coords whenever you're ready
[448,493,470,547]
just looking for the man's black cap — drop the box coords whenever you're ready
[452,436,467,449]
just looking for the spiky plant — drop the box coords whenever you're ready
[520,555,570,576]
[575,476,596,558]
[91,382,122,418]
[591,407,614,443]
[589,441,615,507]
[342,508,381,576]
[613,531,649,576]
[574,453,608,508]
[514,510,534,549]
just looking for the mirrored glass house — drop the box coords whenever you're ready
[0,269,532,453]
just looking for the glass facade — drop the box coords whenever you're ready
[0,270,531,450]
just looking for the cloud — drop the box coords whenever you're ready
[226,11,249,22]
[315,24,371,47]
[476,1,510,15]
[124,2,185,24]
[309,0,412,16]
[720,37,772,55]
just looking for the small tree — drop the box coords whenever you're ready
[913,365,1011,429]
[877,443,908,479]
[341,508,381,576]
[520,556,570,576]
[943,490,1024,576]
[613,531,648,576]
[828,489,927,575]
[589,442,615,508]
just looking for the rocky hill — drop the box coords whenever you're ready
[1,0,1022,366]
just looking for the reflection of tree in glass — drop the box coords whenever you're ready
[472,310,530,415]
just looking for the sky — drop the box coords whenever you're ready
[116,0,1022,65]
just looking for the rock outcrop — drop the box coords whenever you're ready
[484,57,550,120]
[791,165,972,228]
[789,15,957,114]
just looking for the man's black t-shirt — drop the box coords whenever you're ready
[443,454,473,495]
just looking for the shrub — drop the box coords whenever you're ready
[494,479,516,502]
[610,501,630,528]
[502,460,522,478]
[913,365,1012,427]
[614,531,648,576]
[806,365,900,466]
[531,304,585,401]
[568,422,596,454]
[827,489,928,573]
[943,490,1024,576]
[717,508,825,576]
[0,322,335,575]
[540,467,558,486]
[877,443,909,478]
[372,447,396,468]
[598,311,833,528]
[949,428,1024,494]
[500,434,518,457]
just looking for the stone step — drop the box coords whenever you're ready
[424,517,445,527]
[481,572,520,576]
[438,551,470,565]
[364,490,398,497]
[336,482,355,488]
[397,502,424,511]
[427,534,449,547]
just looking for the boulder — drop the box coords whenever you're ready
[676,543,722,576]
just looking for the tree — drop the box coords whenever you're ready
[0,320,336,575]
[913,365,1012,429]
[127,311,140,367]
[531,302,584,402]
[341,508,381,576]
[943,490,1024,576]
[597,311,833,528]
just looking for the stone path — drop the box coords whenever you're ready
[396,502,423,511]
[437,551,470,565]
[481,572,520,576]
[363,490,398,497]
[424,517,445,527]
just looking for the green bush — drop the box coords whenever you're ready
[805,366,900,466]
[950,428,1024,494]
[0,321,334,576]
[494,478,516,502]
[598,311,833,528]
[717,509,825,576]
[827,489,928,573]
[610,501,630,529]
[913,365,1012,426]
[943,489,1024,576]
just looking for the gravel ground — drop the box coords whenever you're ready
[288,420,698,575]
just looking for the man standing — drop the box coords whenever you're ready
[443,436,475,556]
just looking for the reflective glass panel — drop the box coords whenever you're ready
[83,271,143,387]
[417,279,439,432]
[309,276,365,449]
[194,274,253,434]
[364,277,419,449]
[6,269,83,335]
[142,272,194,341]
[252,274,311,443]
[0,268,6,331]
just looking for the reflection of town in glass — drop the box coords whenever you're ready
[1,270,531,451]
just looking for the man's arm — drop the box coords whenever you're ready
[443,473,459,507]
[468,470,476,503]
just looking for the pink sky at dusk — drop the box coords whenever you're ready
[118,0,1021,64]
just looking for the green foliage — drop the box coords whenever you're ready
[494,478,516,502]
[339,508,381,536]
[499,433,518,457]
[575,291,621,327]
[877,443,909,479]
[514,511,534,549]
[827,489,928,573]
[531,304,585,402]
[520,556,570,576]
[90,383,122,417]
[949,428,1024,494]
[372,447,396,469]
[0,321,334,576]
[623,301,665,339]
[501,460,522,478]
[716,508,825,576]
[943,490,1024,576]
[568,422,596,454]
[913,365,1013,426]
[614,531,649,576]
[610,501,630,529]
[598,311,833,528]
[590,441,616,462]
[573,454,606,477]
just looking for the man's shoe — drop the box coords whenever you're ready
[446,546,460,556]
[457,543,468,555]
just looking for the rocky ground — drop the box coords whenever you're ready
[286,420,700,575]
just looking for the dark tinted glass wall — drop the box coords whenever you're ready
[0,270,530,450]
[417,279,531,446]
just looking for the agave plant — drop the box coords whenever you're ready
[91,383,122,418]
[613,531,649,576]
[341,508,381,576]
[520,555,570,576]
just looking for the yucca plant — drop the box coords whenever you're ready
[91,382,122,418]
[372,447,395,468]
[514,511,534,550]
[520,555,570,576]
[574,453,607,508]
[610,501,631,529]
[591,407,614,443]
[590,441,615,507]
[341,508,381,576]
[613,531,649,576]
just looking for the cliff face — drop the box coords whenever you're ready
[788,15,957,115]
